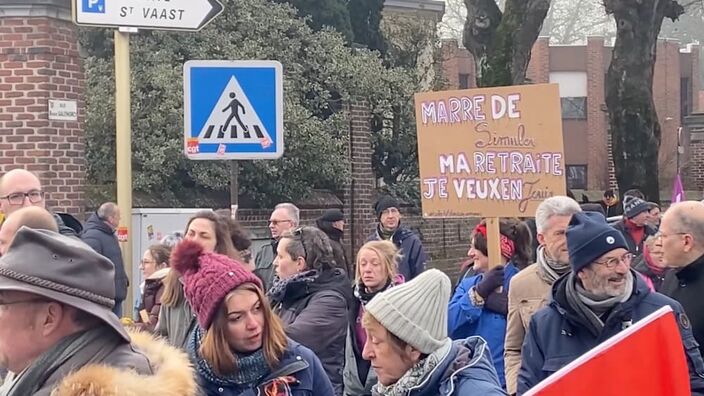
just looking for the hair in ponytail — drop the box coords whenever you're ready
[499,218,532,269]
[472,218,533,269]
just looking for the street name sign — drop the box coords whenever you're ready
[72,0,224,31]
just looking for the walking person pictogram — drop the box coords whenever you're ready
[220,92,248,133]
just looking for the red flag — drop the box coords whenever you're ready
[525,306,690,396]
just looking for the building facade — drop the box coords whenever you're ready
[441,37,702,195]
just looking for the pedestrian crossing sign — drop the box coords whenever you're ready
[183,60,284,160]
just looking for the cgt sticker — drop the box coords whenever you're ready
[117,227,128,243]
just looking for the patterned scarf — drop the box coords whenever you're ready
[188,325,271,388]
[354,275,403,305]
[266,269,319,303]
[536,246,571,285]
[372,338,453,396]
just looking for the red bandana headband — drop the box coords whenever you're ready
[473,224,515,260]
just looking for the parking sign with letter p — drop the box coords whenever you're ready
[82,0,105,13]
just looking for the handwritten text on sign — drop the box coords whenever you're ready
[414,84,566,218]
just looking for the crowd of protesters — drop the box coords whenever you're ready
[0,168,703,395]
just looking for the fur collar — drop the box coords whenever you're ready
[51,330,197,396]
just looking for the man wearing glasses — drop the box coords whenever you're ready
[0,169,78,237]
[518,212,704,394]
[368,195,427,280]
[661,201,704,359]
[254,202,299,290]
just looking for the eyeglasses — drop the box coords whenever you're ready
[269,219,292,226]
[594,253,634,269]
[140,259,156,265]
[657,232,688,240]
[0,190,44,206]
[292,227,309,259]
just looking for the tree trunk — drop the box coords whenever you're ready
[604,0,683,201]
[463,0,550,87]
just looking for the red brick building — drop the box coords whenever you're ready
[441,37,701,195]
[0,1,86,214]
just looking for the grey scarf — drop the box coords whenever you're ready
[565,271,633,337]
[6,325,122,396]
[536,246,571,285]
[372,338,452,396]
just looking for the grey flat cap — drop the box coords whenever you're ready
[0,226,129,341]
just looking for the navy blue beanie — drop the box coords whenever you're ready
[566,212,629,273]
[374,195,399,220]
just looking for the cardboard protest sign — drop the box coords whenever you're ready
[414,84,566,218]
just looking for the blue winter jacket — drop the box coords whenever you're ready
[367,225,427,280]
[447,262,520,388]
[196,339,334,396]
[517,270,704,395]
[406,337,506,396]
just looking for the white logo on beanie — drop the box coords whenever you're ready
[606,236,615,244]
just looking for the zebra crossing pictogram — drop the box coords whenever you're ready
[183,60,283,160]
[197,76,273,147]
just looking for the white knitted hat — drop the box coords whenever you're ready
[365,268,451,354]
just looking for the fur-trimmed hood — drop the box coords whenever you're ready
[51,330,197,396]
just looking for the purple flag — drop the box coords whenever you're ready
[672,173,685,203]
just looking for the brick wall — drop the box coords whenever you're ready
[0,12,85,216]
[526,37,550,84]
[440,39,477,90]
[586,37,610,191]
[686,113,704,190]
[691,45,700,113]
[343,100,376,255]
[654,40,681,188]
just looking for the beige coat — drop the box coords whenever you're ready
[504,263,552,395]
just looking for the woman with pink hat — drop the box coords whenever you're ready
[171,239,334,395]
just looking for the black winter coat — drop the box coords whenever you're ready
[81,212,129,302]
[663,254,704,360]
[599,200,624,218]
[272,268,353,396]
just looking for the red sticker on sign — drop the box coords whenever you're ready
[186,139,200,154]
[117,227,128,243]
